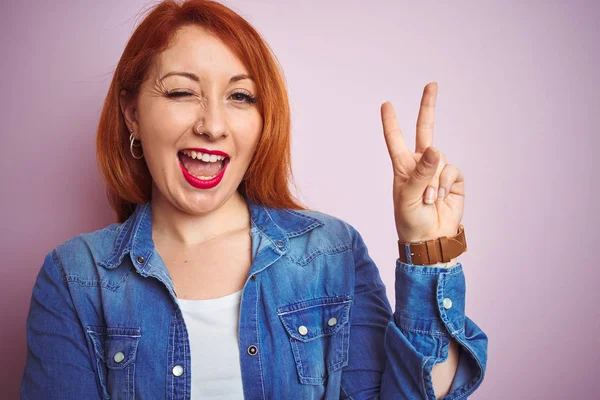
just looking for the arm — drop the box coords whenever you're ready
[20,250,102,399]
[421,257,461,398]
[339,226,487,400]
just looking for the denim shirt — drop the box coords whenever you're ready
[21,200,487,399]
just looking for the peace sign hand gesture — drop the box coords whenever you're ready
[382,82,464,244]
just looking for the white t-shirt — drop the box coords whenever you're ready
[177,289,244,399]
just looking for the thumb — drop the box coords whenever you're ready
[403,146,440,200]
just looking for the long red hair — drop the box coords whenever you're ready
[96,0,307,223]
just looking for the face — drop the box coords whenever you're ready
[121,25,263,215]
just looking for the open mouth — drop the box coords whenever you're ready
[177,149,230,181]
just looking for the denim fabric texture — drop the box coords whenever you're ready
[21,199,487,399]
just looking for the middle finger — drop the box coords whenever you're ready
[415,82,438,154]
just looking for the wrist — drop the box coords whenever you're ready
[421,257,460,268]
[397,225,466,266]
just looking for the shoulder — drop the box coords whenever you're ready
[287,208,353,231]
[271,207,361,245]
[49,222,123,275]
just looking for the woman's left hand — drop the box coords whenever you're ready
[381,82,464,243]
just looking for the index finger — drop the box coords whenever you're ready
[381,101,412,170]
[415,82,438,154]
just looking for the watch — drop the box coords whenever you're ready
[397,224,467,265]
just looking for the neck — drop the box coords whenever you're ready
[150,186,251,247]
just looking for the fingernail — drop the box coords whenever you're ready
[424,147,437,164]
[425,187,435,204]
[438,187,446,200]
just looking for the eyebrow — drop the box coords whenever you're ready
[158,71,253,83]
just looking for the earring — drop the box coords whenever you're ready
[129,129,144,159]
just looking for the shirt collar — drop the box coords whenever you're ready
[98,198,324,270]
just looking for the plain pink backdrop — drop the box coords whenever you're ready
[2,0,598,398]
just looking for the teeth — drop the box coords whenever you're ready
[180,149,227,180]
[181,149,226,162]
[192,173,218,180]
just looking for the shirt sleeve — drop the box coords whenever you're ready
[340,225,488,400]
[20,250,103,399]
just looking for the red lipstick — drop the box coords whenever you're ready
[178,148,230,190]
[182,148,229,158]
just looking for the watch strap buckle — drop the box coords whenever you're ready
[398,225,467,265]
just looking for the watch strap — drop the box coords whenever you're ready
[397,224,467,265]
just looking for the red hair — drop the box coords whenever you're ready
[96,0,307,223]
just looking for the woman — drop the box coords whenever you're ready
[20,0,487,399]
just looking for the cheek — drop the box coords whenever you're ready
[231,116,262,158]
[241,130,262,159]
[234,136,258,163]
[142,100,194,137]
[142,118,192,157]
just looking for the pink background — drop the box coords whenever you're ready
[2,0,598,398]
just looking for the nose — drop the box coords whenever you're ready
[195,99,227,140]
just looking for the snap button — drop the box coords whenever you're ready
[298,325,308,336]
[250,274,256,281]
[275,240,285,248]
[443,297,453,310]
[247,345,258,356]
[172,365,184,377]
[327,317,337,327]
[113,351,125,363]
[136,255,145,264]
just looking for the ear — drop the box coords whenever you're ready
[119,89,140,137]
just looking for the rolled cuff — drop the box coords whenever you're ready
[394,259,466,336]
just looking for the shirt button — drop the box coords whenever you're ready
[113,351,125,363]
[443,297,453,310]
[298,325,308,336]
[136,255,145,264]
[327,317,337,327]
[250,274,256,281]
[172,365,184,377]
[247,345,258,356]
[275,240,285,248]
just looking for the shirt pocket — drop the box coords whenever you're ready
[277,294,352,385]
[86,326,142,400]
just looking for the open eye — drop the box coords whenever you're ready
[230,91,257,104]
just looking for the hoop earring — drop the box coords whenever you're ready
[129,129,144,159]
